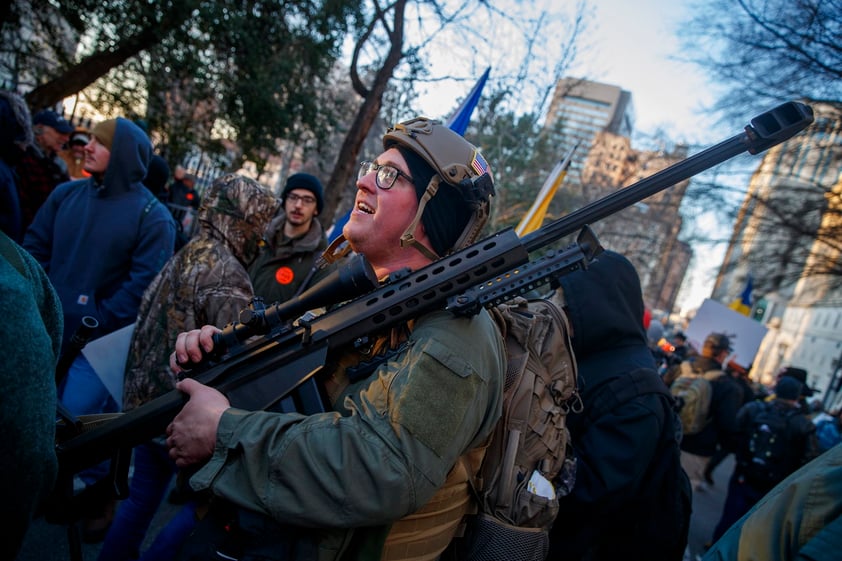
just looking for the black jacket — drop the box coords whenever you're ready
[548,250,689,561]
[735,399,819,488]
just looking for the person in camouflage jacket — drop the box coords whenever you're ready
[98,174,279,560]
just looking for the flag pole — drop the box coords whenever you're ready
[515,142,578,237]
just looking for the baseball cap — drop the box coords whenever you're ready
[33,110,74,134]
[704,332,732,352]
[70,130,90,146]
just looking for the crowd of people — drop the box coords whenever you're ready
[2,92,841,561]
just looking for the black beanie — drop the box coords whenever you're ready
[282,173,324,214]
[396,146,472,256]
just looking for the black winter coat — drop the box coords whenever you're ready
[548,250,689,561]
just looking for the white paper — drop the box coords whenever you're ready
[81,323,135,407]
[527,471,556,500]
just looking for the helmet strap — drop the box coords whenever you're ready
[450,199,489,251]
[400,175,440,261]
[320,234,353,264]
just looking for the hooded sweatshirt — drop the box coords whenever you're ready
[23,117,176,350]
[549,250,686,558]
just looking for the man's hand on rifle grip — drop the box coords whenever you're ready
[166,378,229,468]
[171,324,223,374]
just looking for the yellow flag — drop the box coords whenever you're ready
[728,275,753,315]
[515,144,577,237]
[729,300,751,316]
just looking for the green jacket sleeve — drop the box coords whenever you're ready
[189,308,505,528]
[703,444,842,561]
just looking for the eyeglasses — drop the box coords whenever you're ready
[286,193,317,205]
[358,161,414,190]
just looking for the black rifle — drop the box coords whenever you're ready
[51,101,814,511]
[55,315,99,387]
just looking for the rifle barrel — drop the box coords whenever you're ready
[521,101,814,252]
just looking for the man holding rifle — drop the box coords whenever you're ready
[165,118,506,560]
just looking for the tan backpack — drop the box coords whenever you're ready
[447,296,580,561]
[670,361,722,436]
[382,296,580,561]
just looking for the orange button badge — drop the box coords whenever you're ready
[275,266,295,285]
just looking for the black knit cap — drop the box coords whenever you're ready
[396,146,472,256]
[282,173,324,214]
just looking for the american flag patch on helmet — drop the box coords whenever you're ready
[470,150,488,176]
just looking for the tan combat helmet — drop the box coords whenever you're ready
[383,117,495,260]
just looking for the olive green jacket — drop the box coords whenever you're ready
[703,443,842,561]
[248,212,328,306]
[189,307,506,560]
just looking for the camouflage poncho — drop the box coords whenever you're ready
[122,174,279,411]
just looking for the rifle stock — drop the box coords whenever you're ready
[53,100,814,496]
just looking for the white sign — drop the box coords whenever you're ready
[685,299,768,369]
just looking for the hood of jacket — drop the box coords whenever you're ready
[196,173,280,265]
[0,91,32,162]
[98,117,152,195]
[558,250,650,362]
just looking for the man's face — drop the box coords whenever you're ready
[344,147,421,266]
[37,125,70,154]
[284,188,318,228]
[83,137,111,175]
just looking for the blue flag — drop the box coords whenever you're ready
[445,67,490,135]
[740,274,753,306]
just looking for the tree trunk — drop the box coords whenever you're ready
[23,1,198,111]
[25,28,159,110]
[322,0,407,228]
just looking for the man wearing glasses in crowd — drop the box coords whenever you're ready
[248,173,330,305]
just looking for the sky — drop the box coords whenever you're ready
[572,0,730,315]
[411,0,733,316]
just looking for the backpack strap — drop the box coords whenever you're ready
[583,368,672,428]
